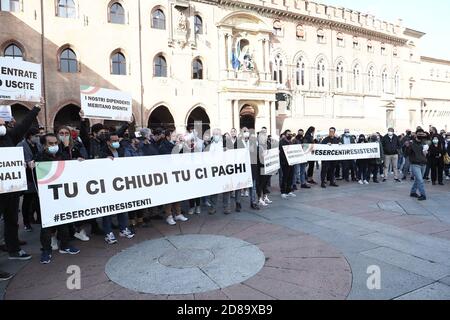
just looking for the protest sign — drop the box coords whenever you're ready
[303,143,380,161]
[282,144,308,166]
[0,105,12,121]
[0,147,27,194]
[36,149,252,228]
[80,86,132,121]
[262,148,280,175]
[0,58,42,102]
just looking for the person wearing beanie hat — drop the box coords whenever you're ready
[405,129,429,201]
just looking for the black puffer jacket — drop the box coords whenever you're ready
[382,134,401,155]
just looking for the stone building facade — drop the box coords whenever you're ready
[1,0,450,135]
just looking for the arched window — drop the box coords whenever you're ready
[0,0,20,12]
[353,36,359,49]
[352,64,361,92]
[296,57,306,87]
[111,52,126,75]
[109,2,125,24]
[336,61,344,90]
[152,9,165,30]
[154,54,167,77]
[273,20,282,36]
[273,54,283,84]
[394,71,400,95]
[382,69,389,93]
[316,59,326,88]
[192,58,203,79]
[317,29,325,43]
[59,48,77,73]
[57,0,76,18]
[368,66,375,93]
[194,15,203,35]
[336,33,344,47]
[4,44,23,60]
[296,25,305,40]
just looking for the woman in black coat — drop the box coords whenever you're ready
[429,134,445,185]
[304,126,317,184]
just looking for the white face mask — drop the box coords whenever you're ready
[243,132,250,139]
[388,132,394,137]
[0,125,6,136]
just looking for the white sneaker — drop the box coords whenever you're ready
[119,228,135,239]
[188,208,195,215]
[166,216,176,226]
[259,199,268,207]
[51,236,58,251]
[358,180,364,185]
[204,200,212,207]
[288,192,297,197]
[381,174,385,178]
[104,232,117,245]
[264,195,273,204]
[195,206,201,214]
[281,194,288,199]
[240,191,245,197]
[364,180,369,185]
[175,214,188,222]
[446,176,450,180]
[74,229,90,242]
[244,190,249,197]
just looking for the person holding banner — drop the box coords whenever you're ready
[320,127,340,189]
[257,131,273,206]
[279,130,296,199]
[356,135,370,185]
[368,134,383,184]
[34,133,81,264]
[304,126,318,185]
[159,130,190,224]
[206,128,232,214]
[17,127,42,232]
[340,129,357,182]
[99,133,136,243]
[227,128,245,212]
[293,129,310,190]
[0,104,41,261]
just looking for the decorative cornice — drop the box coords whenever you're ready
[194,0,408,45]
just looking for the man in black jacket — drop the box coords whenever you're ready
[0,105,40,263]
[405,129,428,201]
[381,128,401,182]
[279,130,296,199]
[321,127,340,188]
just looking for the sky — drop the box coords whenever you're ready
[318,0,450,60]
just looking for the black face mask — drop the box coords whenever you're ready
[286,135,292,140]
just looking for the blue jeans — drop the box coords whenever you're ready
[250,179,257,204]
[410,164,426,197]
[103,213,128,235]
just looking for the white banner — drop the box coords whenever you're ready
[80,86,132,121]
[0,58,42,102]
[0,147,27,194]
[282,144,308,166]
[0,105,12,121]
[262,148,280,175]
[36,149,252,228]
[303,143,380,161]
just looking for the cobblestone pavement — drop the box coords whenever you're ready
[2,177,450,300]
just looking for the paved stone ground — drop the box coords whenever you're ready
[2,175,450,300]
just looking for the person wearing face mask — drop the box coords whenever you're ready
[34,134,80,264]
[303,126,317,184]
[205,128,232,214]
[356,135,370,185]
[429,134,445,186]
[401,130,413,180]
[0,104,41,267]
[320,127,340,188]
[381,128,401,183]
[292,129,310,190]
[17,128,42,232]
[158,131,190,224]
[405,129,429,201]
[339,129,357,182]
[368,134,384,183]
[279,129,296,199]
[98,133,135,243]
[226,128,245,212]
[445,133,450,180]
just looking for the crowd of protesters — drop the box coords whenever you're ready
[1,104,449,278]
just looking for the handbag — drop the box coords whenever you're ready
[444,153,450,165]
